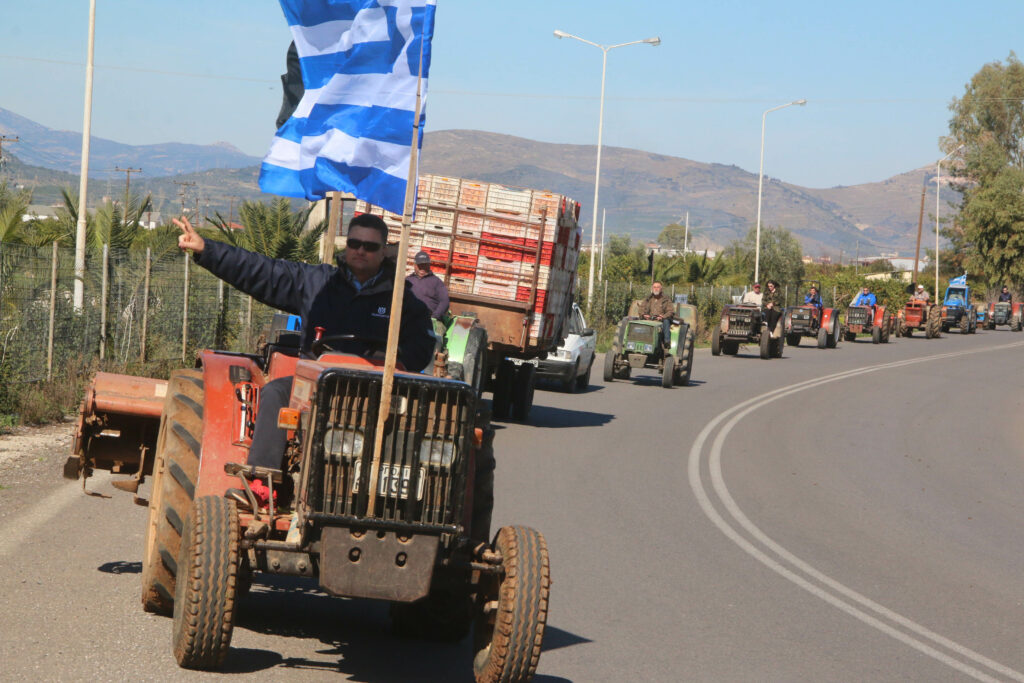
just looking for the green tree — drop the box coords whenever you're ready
[734,225,805,286]
[209,197,326,262]
[656,222,687,251]
[946,53,1024,286]
[0,182,32,244]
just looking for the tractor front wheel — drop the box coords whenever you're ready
[871,326,881,344]
[675,336,694,386]
[603,350,616,382]
[662,355,675,388]
[760,329,772,359]
[172,496,239,670]
[142,369,204,616]
[711,329,722,356]
[473,526,550,683]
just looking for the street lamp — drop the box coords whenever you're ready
[935,144,965,296]
[754,99,807,284]
[554,29,660,310]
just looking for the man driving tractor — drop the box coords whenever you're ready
[638,281,675,347]
[175,212,435,508]
[852,286,876,307]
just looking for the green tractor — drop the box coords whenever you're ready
[602,300,695,388]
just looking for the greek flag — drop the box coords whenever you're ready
[259,0,436,215]
[949,274,967,286]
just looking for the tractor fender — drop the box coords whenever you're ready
[873,306,887,327]
[444,316,476,367]
[821,308,838,334]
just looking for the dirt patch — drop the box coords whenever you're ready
[0,422,75,510]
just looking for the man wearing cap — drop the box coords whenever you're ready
[912,284,930,302]
[741,283,763,305]
[175,212,435,507]
[407,250,450,319]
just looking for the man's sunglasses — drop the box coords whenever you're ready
[346,238,383,252]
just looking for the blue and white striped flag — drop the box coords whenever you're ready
[259,0,436,215]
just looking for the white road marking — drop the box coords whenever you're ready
[0,471,112,557]
[689,341,1024,682]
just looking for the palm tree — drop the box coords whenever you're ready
[208,197,326,263]
[0,182,32,244]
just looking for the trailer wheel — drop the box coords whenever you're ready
[473,526,550,683]
[172,496,239,670]
[142,369,204,615]
[511,365,536,422]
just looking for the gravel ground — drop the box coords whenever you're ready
[0,421,75,519]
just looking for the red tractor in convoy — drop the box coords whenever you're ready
[65,320,549,682]
[985,301,1024,331]
[894,299,942,338]
[842,303,893,344]
[783,281,841,349]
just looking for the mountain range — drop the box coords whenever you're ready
[0,106,952,256]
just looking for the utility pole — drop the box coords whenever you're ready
[855,239,859,274]
[173,180,197,218]
[74,0,97,311]
[683,211,689,254]
[912,183,926,288]
[113,166,141,217]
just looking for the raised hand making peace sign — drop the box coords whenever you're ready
[173,216,205,254]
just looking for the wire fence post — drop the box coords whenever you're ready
[141,247,151,362]
[47,241,58,381]
[99,244,109,361]
[181,253,190,362]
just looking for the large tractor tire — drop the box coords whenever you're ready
[816,327,828,349]
[602,350,616,382]
[882,317,892,343]
[141,369,204,616]
[926,306,942,338]
[959,314,969,334]
[172,496,239,670]
[826,319,839,348]
[711,329,722,356]
[786,333,801,347]
[1014,316,1023,332]
[771,336,784,359]
[460,326,488,397]
[760,330,772,359]
[661,355,675,388]
[871,326,881,344]
[473,526,550,683]
[511,365,536,422]
[675,337,694,386]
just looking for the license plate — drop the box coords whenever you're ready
[352,462,424,500]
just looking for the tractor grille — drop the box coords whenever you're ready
[847,306,870,326]
[625,323,657,345]
[305,369,475,528]
[728,310,754,334]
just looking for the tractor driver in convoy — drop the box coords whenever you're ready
[999,286,1012,303]
[639,281,675,347]
[804,285,823,308]
[852,286,876,307]
[175,213,435,507]
[912,284,930,302]
[741,282,763,305]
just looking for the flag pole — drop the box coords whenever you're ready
[366,42,425,513]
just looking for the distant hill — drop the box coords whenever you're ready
[0,107,260,177]
[1,108,951,256]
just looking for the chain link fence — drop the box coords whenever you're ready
[0,241,280,398]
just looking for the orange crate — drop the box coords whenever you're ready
[480,240,523,262]
[485,185,532,215]
[454,237,479,255]
[530,191,560,220]
[458,181,488,210]
[484,216,528,238]
[477,254,520,277]
[451,252,478,269]
[424,208,455,232]
[422,233,451,251]
[449,275,474,294]
[473,278,517,300]
[481,231,525,250]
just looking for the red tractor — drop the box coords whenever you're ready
[65,324,549,681]
[842,304,893,344]
[894,299,942,338]
[783,281,840,348]
[985,301,1024,331]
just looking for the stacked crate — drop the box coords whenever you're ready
[354,175,581,347]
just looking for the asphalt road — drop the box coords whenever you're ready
[2,327,1023,682]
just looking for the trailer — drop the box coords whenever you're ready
[358,174,583,422]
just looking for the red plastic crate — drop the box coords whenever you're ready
[520,240,555,265]
[421,246,450,264]
[451,252,478,269]
[481,231,525,250]
[479,240,523,262]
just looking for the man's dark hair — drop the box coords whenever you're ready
[348,213,388,243]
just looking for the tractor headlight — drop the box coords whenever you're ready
[419,437,456,467]
[325,427,364,458]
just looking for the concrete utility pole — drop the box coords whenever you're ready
[173,180,197,217]
[912,183,927,287]
[74,0,97,311]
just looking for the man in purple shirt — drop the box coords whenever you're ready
[407,251,450,319]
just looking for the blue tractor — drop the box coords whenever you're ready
[939,276,977,334]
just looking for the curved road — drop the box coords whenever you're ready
[1,328,1023,681]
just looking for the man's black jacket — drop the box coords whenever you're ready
[195,240,434,372]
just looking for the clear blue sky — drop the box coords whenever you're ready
[1,1,1021,188]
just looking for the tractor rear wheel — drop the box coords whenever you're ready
[816,327,828,349]
[661,355,675,388]
[473,526,550,683]
[602,350,616,382]
[172,496,239,670]
[871,326,881,344]
[711,329,722,356]
[959,314,969,334]
[882,317,892,343]
[675,337,694,386]
[826,321,838,348]
[142,369,204,616]
[772,336,784,358]
[760,329,772,359]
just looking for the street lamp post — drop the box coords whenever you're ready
[554,29,660,310]
[754,99,807,284]
[935,144,964,296]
